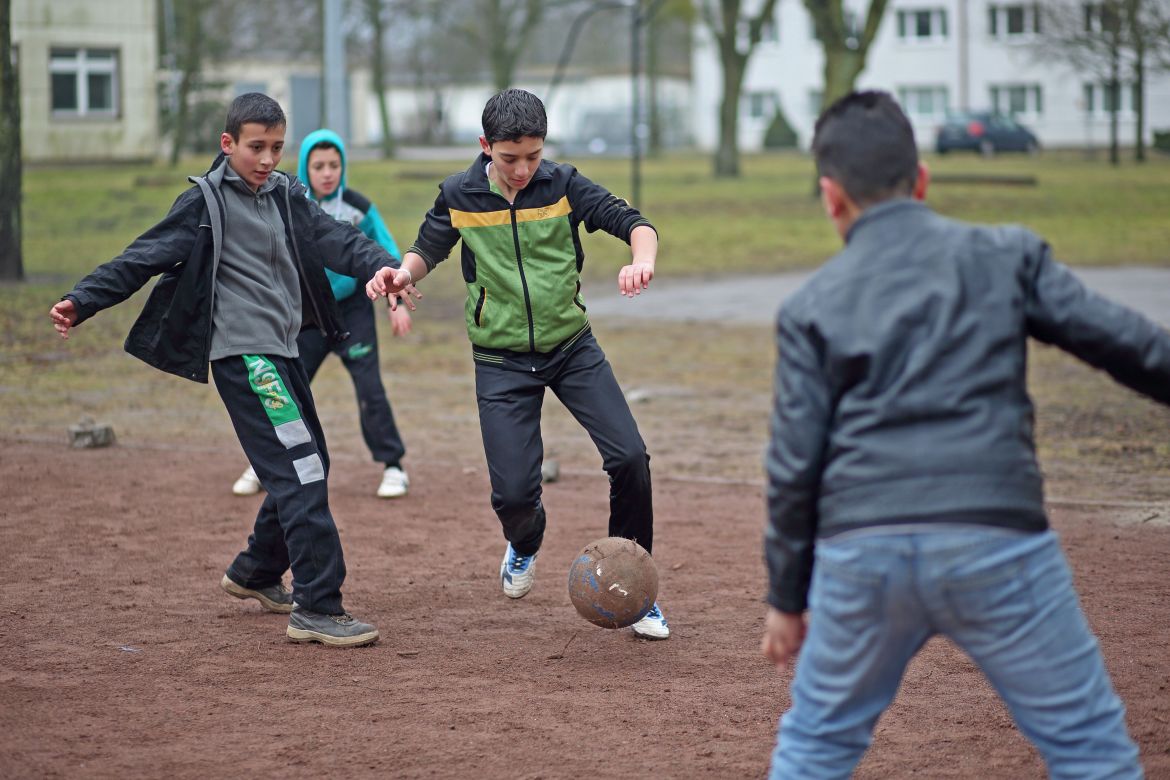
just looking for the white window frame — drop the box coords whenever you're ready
[1082,81,1139,118]
[989,83,1044,117]
[896,8,949,43]
[49,47,120,118]
[987,3,1041,40]
[744,90,777,121]
[897,85,950,119]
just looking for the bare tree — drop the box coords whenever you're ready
[646,0,693,156]
[804,0,891,111]
[167,0,204,166]
[1037,0,1127,164]
[698,0,781,177]
[456,0,547,91]
[0,0,22,281]
[364,0,396,157]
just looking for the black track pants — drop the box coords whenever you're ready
[213,354,346,614]
[474,331,653,556]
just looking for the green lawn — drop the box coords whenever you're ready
[4,149,1170,493]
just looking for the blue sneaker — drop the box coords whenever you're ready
[632,602,670,640]
[500,543,538,599]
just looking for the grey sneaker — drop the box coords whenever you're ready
[220,574,293,614]
[286,606,380,647]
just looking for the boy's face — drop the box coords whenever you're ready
[220,122,285,191]
[307,147,342,198]
[479,135,543,192]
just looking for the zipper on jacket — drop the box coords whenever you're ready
[280,183,333,341]
[474,286,487,327]
[508,205,537,352]
[573,280,586,312]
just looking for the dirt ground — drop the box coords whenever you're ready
[1,433,1168,779]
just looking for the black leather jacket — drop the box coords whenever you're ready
[765,199,1170,613]
[63,155,396,383]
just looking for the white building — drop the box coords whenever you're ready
[692,0,1170,151]
[12,0,159,162]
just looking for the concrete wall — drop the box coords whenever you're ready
[13,0,159,162]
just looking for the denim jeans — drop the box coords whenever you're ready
[769,528,1142,780]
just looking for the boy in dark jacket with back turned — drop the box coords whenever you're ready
[49,93,397,648]
[760,91,1165,777]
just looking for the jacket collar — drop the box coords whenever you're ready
[845,198,927,244]
[461,151,555,193]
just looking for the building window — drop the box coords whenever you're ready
[897,85,950,118]
[1082,81,1139,115]
[897,8,949,42]
[990,84,1043,116]
[1083,2,1122,33]
[744,91,776,120]
[988,4,1041,38]
[50,48,119,117]
[808,90,823,117]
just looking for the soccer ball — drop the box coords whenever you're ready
[567,537,658,629]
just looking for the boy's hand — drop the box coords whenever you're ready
[760,607,807,672]
[367,266,421,311]
[49,299,79,340]
[618,259,654,297]
[388,301,412,336]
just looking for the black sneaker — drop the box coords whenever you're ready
[286,605,380,647]
[221,574,294,614]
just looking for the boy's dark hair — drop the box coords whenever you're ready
[481,88,547,144]
[224,93,286,139]
[812,90,918,207]
[310,140,339,154]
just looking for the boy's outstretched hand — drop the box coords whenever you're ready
[760,607,807,672]
[367,266,421,311]
[618,260,654,297]
[49,299,79,340]
[388,303,412,337]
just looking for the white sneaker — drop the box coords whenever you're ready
[377,466,410,498]
[232,466,262,496]
[631,602,670,640]
[499,543,538,599]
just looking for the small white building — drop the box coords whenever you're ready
[12,0,159,162]
[692,0,1170,151]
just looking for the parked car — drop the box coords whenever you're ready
[935,112,1040,156]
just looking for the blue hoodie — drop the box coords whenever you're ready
[297,128,400,301]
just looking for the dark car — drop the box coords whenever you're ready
[935,112,1040,156]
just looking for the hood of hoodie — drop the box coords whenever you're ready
[297,128,347,204]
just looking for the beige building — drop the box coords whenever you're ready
[13,0,159,162]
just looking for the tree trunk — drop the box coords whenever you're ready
[367,0,395,158]
[714,51,745,177]
[0,0,23,281]
[169,0,201,167]
[822,47,865,112]
[1130,0,1146,162]
[647,10,662,157]
[1108,44,1120,165]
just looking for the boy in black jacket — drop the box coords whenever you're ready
[49,93,397,648]
[759,91,1161,777]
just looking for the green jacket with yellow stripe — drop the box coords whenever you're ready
[409,153,655,354]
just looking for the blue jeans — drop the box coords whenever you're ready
[770,528,1142,780]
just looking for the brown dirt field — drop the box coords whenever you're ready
[2,434,1169,779]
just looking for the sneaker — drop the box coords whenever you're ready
[220,573,294,614]
[232,466,262,496]
[631,602,670,640]
[286,605,380,647]
[499,543,538,599]
[376,466,410,498]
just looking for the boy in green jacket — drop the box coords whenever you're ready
[369,88,668,639]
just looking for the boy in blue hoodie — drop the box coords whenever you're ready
[231,129,412,500]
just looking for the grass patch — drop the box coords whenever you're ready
[6,150,1170,500]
